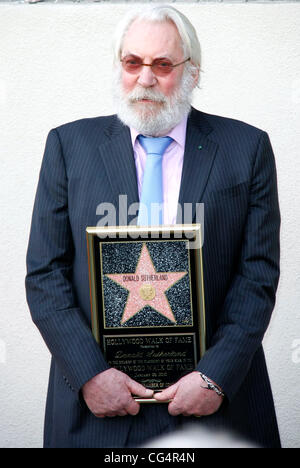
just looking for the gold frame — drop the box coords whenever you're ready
[86,224,206,401]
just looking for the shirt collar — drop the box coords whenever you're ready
[130,114,188,149]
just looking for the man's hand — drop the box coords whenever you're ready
[154,371,223,417]
[82,368,154,418]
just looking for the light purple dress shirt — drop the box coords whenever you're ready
[130,115,188,225]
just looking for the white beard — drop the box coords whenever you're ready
[113,66,195,136]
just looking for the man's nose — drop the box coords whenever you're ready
[137,65,157,87]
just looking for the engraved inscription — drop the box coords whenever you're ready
[104,334,196,390]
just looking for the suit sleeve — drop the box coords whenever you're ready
[25,129,110,395]
[197,131,280,401]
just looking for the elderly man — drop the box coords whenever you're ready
[26,5,281,448]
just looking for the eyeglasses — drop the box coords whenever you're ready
[120,55,191,76]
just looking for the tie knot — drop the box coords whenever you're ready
[138,135,173,156]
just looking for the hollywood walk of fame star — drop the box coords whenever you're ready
[105,243,187,325]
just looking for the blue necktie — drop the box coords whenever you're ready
[137,135,173,226]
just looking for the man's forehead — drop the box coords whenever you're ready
[121,19,183,59]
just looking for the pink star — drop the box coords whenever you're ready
[106,243,187,325]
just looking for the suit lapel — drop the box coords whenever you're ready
[97,110,219,226]
[97,118,139,225]
[177,109,219,223]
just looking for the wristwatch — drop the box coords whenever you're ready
[198,372,225,397]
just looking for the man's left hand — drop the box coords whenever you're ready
[154,371,223,417]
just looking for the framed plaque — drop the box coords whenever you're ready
[86,225,206,402]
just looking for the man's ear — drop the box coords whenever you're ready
[191,62,200,89]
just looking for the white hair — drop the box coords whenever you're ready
[112,4,201,71]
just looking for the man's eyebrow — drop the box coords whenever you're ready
[121,51,175,61]
[121,52,140,58]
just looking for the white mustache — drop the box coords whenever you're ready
[128,87,167,104]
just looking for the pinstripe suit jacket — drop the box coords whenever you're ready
[25,108,281,448]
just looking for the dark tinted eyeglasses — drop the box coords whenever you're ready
[120,55,191,76]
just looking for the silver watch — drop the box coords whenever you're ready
[198,372,225,397]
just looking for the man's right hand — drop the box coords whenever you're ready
[82,368,154,417]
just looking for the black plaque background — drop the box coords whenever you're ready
[89,230,205,392]
[103,333,197,390]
